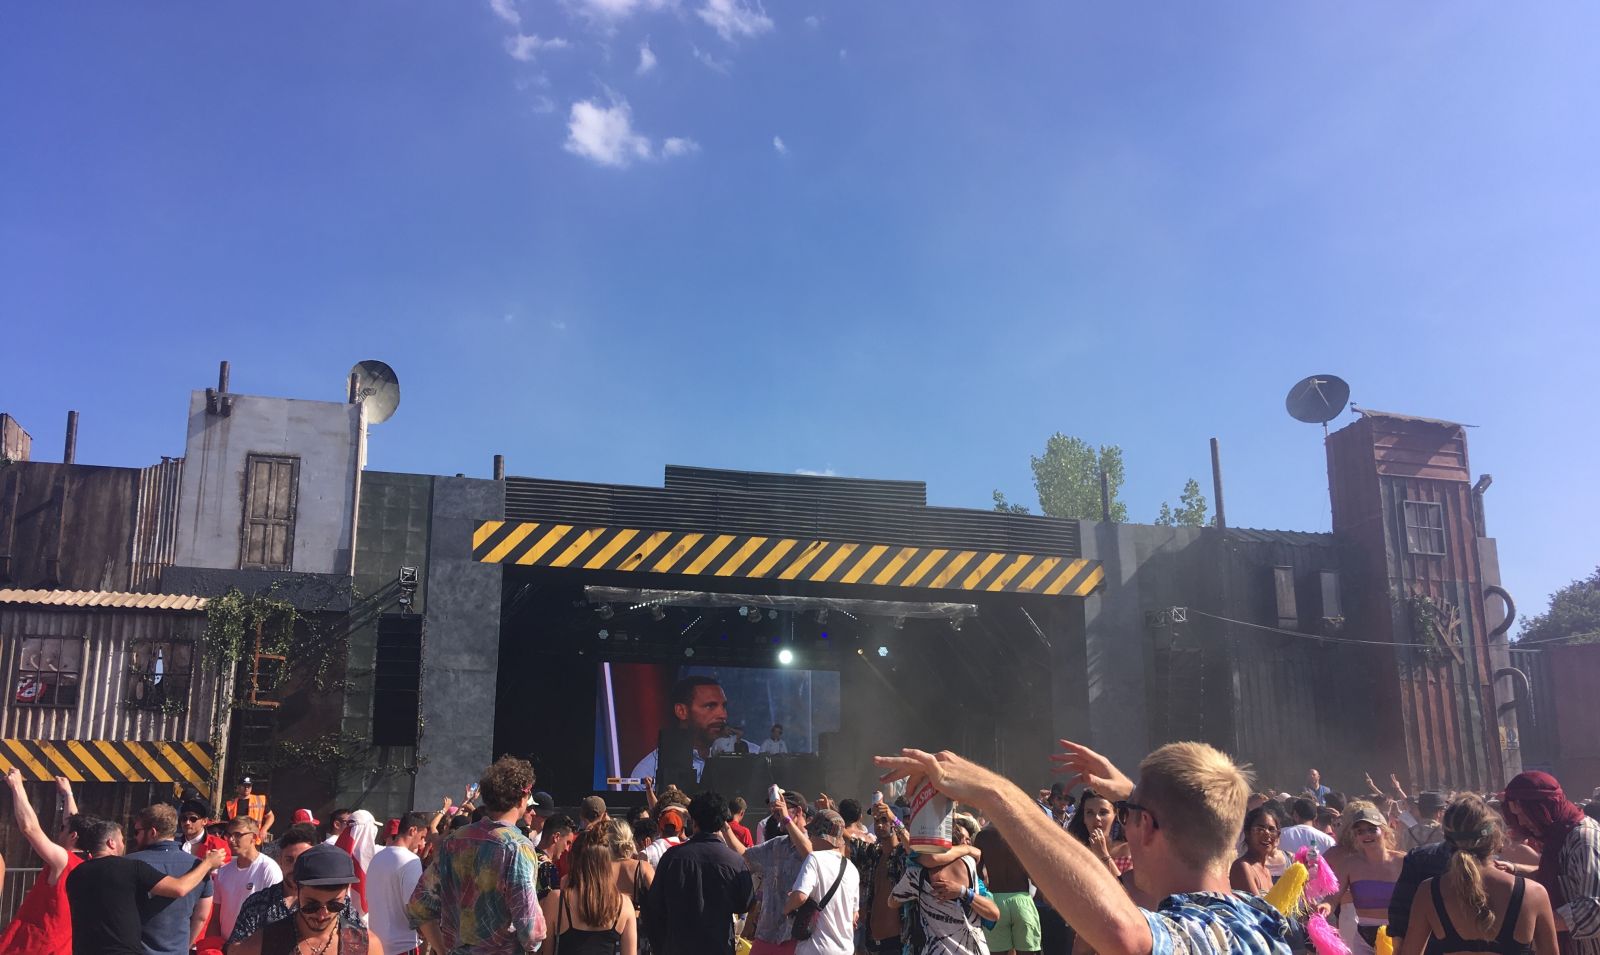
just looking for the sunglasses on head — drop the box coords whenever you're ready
[298,898,349,915]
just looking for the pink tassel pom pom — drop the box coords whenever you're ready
[1307,913,1351,955]
[1306,856,1340,902]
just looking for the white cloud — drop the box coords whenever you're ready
[804,14,820,28]
[692,45,732,74]
[698,0,773,42]
[564,99,696,168]
[772,135,787,155]
[505,33,568,62]
[569,0,674,24]
[489,0,522,27]
[550,320,569,331]
[636,40,657,74]
[795,467,837,477]
[530,94,557,114]
[662,137,700,157]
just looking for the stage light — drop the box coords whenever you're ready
[877,645,889,657]
[819,632,829,641]
[739,606,751,617]
[893,616,906,630]
[778,648,795,665]
[767,609,779,620]
[684,647,695,658]
[598,629,610,640]
[815,609,829,625]
[597,605,615,620]
[950,615,964,632]
[650,606,666,622]
[856,648,864,656]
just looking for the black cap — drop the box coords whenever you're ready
[1417,791,1447,812]
[293,845,359,887]
[180,798,211,819]
[531,791,556,817]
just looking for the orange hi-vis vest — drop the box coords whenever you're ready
[227,793,267,825]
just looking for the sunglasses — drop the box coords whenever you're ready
[1117,800,1160,831]
[298,898,349,915]
[1249,825,1280,835]
[181,815,204,824]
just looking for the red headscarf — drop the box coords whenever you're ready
[1503,771,1585,913]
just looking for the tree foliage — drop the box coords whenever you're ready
[1518,566,1600,644]
[1155,478,1210,527]
[993,434,1126,521]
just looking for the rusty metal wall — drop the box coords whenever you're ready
[0,462,138,590]
[0,607,219,742]
[130,457,183,591]
[1513,642,1600,795]
[1326,414,1503,791]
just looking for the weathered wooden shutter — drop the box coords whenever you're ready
[240,454,299,570]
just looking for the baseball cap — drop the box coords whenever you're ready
[806,809,845,846]
[294,845,359,887]
[530,791,556,817]
[1348,806,1386,828]
[385,818,401,838]
[292,808,320,826]
[239,776,253,786]
[579,795,608,821]
[1417,791,1446,813]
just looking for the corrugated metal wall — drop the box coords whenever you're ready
[1326,415,1503,791]
[0,607,218,742]
[130,457,183,591]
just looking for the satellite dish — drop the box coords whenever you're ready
[1285,375,1350,425]
[349,360,401,424]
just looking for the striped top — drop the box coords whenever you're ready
[1558,818,1600,955]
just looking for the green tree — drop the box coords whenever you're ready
[1155,478,1210,527]
[991,489,1030,515]
[992,434,1127,521]
[1518,566,1600,644]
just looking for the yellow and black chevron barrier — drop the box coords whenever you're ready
[0,739,214,797]
[473,522,1104,597]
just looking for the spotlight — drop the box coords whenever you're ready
[950,615,964,632]
[893,616,906,630]
[767,609,779,620]
[877,646,889,657]
[738,606,751,617]
[815,609,829,625]
[684,647,695,658]
[777,648,795,665]
[598,629,610,640]
[749,610,763,625]
[650,606,666,622]
[597,605,615,620]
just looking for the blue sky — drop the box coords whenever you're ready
[3,2,1597,619]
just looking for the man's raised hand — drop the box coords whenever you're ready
[1049,740,1134,801]
[873,748,1001,807]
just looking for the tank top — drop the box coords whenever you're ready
[1430,874,1533,955]
[552,890,623,955]
[0,852,82,955]
[258,916,370,955]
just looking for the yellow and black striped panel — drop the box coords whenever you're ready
[473,521,1105,597]
[0,739,214,798]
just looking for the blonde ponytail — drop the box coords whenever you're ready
[1441,794,1506,937]
[1445,847,1495,935]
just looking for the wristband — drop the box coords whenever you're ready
[960,887,975,906]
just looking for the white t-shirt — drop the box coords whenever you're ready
[643,835,683,868]
[1279,823,1335,858]
[215,853,283,938]
[760,739,789,755]
[791,850,859,955]
[709,735,739,755]
[366,845,424,952]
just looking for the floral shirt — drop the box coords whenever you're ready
[228,881,364,946]
[1143,891,1291,955]
[406,819,546,954]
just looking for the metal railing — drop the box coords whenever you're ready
[0,868,41,930]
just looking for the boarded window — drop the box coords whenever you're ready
[1403,500,1446,556]
[1273,566,1298,629]
[1320,570,1343,619]
[13,636,83,707]
[372,614,423,747]
[127,638,194,713]
[240,454,300,570]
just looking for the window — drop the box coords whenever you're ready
[1320,570,1343,619]
[127,639,195,713]
[13,636,83,707]
[1273,566,1298,629]
[1403,500,1446,556]
[240,454,300,570]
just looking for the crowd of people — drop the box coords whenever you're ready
[2,745,1598,955]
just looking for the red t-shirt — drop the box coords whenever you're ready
[728,821,754,848]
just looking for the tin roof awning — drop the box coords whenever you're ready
[0,589,210,611]
[1352,407,1473,429]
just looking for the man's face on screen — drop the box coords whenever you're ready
[675,685,729,745]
